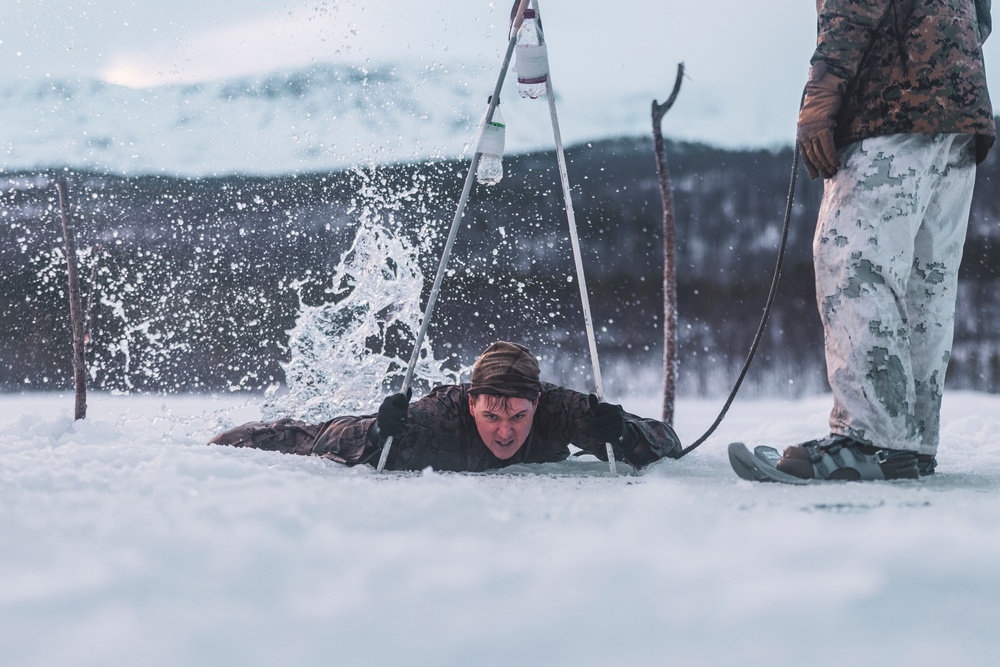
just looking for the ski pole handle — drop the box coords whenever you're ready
[596,389,617,475]
[591,386,617,473]
[377,435,393,472]
[605,441,617,475]
[376,384,411,472]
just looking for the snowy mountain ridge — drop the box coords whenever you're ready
[1,62,482,176]
[0,59,791,177]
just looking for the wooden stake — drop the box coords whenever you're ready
[652,63,684,426]
[55,178,88,421]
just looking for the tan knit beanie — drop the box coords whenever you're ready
[469,341,542,399]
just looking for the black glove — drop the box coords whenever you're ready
[375,389,412,441]
[797,62,847,180]
[589,394,627,446]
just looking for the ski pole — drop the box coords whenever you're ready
[377,0,532,472]
[533,0,616,474]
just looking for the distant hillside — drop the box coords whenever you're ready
[3,137,1000,396]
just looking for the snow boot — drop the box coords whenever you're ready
[775,434,919,481]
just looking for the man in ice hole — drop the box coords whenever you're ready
[209,341,682,472]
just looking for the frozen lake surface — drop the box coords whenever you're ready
[2,390,999,666]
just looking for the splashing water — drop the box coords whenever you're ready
[30,243,193,392]
[262,168,462,422]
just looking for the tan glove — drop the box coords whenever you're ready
[797,62,847,179]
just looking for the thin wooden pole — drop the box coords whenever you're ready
[55,178,88,421]
[652,63,684,426]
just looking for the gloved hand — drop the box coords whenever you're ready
[589,394,627,446]
[375,389,412,440]
[797,62,847,180]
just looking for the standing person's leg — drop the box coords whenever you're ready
[812,134,935,451]
[906,135,976,457]
[776,134,971,481]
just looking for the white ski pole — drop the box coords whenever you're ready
[377,0,532,473]
[532,0,616,474]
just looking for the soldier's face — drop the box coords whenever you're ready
[468,394,538,460]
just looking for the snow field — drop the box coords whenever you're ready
[2,391,1000,666]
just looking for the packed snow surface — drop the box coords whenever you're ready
[3,390,999,666]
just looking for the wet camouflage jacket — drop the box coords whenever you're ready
[311,383,682,472]
[815,0,995,160]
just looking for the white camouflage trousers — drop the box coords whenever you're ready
[814,133,977,455]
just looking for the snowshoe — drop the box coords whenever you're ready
[728,442,810,485]
[775,435,919,481]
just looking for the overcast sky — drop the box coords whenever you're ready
[4,0,1000,148]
